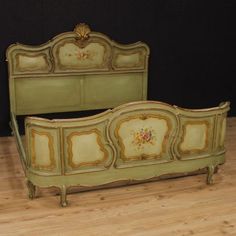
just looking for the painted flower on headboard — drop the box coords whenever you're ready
[132,128,156,149]
[77,50,96,61]
[77,50,90,60]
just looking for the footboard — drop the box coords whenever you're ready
[24,101,230,206]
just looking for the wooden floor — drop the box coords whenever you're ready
[0,118,236,236]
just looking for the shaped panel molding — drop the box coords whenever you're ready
[11,50,52,74]
[30,129,56,171]
[179,121,209,154]
[112,47,147,70]
[66,129,109,169]
[115,114,172,161]
[53,40,111,72]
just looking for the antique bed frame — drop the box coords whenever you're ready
[6,24,230,206]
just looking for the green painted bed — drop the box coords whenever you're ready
[6,23,230,206]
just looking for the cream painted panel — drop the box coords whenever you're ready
[118,117,168,159]
[33,133,51,166]
[112,47,147,70]
[58,42,106,69]
[180,124,207,151]
[68,132,106,166]
[17,54,49,72]
[26,126,61,175]
[115,53,140,67]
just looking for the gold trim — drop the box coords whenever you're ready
[114,114,172,161]
[31,129,56,171]
[67,129,109,168]
[178,120,210,155]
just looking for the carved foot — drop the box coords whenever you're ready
[206,165,215,185]
[60,185,68,207]
[26,180,36,199]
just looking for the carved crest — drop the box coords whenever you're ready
[74,23,91,47]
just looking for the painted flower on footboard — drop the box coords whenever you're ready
[132,128,156,149]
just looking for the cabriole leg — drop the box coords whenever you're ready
[206,165,215,185]
[26,180,36,199]
[60,185,68,207]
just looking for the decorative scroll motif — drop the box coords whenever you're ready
[31,129,56,171]
[74,23,91,48]
[132,128,156,149]
[179,121,209,155]
[115,114,171,161]
[67,129,109,168]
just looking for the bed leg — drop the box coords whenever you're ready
[60,185,68,207]
[206,165,215,185]
[27,180,36,199]
[9,121,14,136]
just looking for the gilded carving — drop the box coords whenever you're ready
[115,114,172,161]
[74,23,91,48]
[67,129,109,168]
[31,129,56,171]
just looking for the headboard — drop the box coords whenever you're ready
[6,23,149,116]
